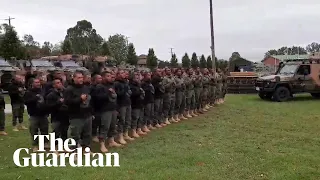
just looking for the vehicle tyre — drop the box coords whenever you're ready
[311,93,320,98]
[259,92,273,100]
[273,86,290,102]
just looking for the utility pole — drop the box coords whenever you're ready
[170,48,174,57]
[209,0,216,71]
[3,16,15,26]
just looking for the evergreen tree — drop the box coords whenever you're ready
[170,53,178,67]
[206,56,212,68]
[100,41,111,56]
[199,54,207,68]
[126,43,138,65]
[181,53,191,68]
[0,26,21,60]
[191,52,199,68]
[61,39,72,54]
[147,48,158,69]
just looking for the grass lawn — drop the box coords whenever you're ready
[0,94,320,180]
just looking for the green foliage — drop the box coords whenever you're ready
[126,43,138,65]
[65,20,103,55]
[40,41,53,56]
[100,41,111,56]
[206,56,212,68]
[147,48,158,69]
[191,52,199,68]
[61,39,72,54]
[107,34,128,63]
[181,53,190,68]
[199,54,207,68]
[170,53,178,67]
[265,46,308,57]
[216,59,228,70]
[0,26,21,60]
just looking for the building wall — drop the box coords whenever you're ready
[263,57,280,66]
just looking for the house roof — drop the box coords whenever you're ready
[263,54,310,62]
[137,59,147,65]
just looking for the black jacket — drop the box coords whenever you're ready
[46,89,69,123]
[115,79,131,107]
[152,75,164,99]
[91,82,117,112]
[8,80,25,104]
[130,81,144,109]
[64,83,92,119]
[24,87,49,117]
[0,92,5,109]
[43,82,53,96]
[142,79,155,104]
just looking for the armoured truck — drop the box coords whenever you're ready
[255,58,320,102]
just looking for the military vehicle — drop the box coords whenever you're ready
[0,59,20,91]
[53,60,88,73]
[255,59,320,102]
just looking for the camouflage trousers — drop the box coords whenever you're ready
[0,109,5,131]
[162,93,170,119]
[202,87,209,105]
[154,98,164,125]
[69,117,92,148]
[217,84,223,98]
[132,108,144,129]
[186,89,196,110]
[51,118,69,143]
[118,106,132,133]
[169,93,176,118]
[223,83,227,98]
[99,111,117,141]
[195,88,203,109]
[144,103,154,126]
[12,103,24,126]
[29,116,49,146]
[175,91,185,115]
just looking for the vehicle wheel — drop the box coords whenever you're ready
[273,86,290,102]
[311,93,320,98]
[258,92,273,100]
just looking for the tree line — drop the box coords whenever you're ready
[0,19,228,69]
[265,42,320,57]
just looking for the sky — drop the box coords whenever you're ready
[1,0,320,62]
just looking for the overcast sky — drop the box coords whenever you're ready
[1,0,319,62]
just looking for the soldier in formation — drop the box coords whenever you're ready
[0,67,227,154]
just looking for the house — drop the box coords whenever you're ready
[229,57,253,72]
[137,54,147,67]
[262,54,309,67]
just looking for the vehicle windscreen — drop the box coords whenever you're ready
[277,64,298,76]
[61,61,79,68]
[31,60,54,67]
[0,60,11,67]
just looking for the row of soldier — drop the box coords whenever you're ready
[0,67,227,153]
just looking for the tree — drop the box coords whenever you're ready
[229,52,241,61]
[126,43,138,65]
[206,56,212,68]
[64,20,103,55]
[306,42,320,53]
[191,52,199,68]
[107,34,128,63]
[146,48,158,69]
[100,41,111,56]
[199,54,207,68]
[61,39,72,54]
[265,46,308,57]
[41,41,53,56]
[170,53,178,67]
[216,59,228,70]
[51,42,62,56]
[181,53,191,68]
[158,60,170,68]
[0,26,21,60]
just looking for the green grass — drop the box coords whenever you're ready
[0,94,320,180]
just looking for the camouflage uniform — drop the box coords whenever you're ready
[222,72,228,98]
[168,75,176,118]
[209,73,217,104]
[162,75,174,119]
[217,73,223,98]
[194,73,203,111]
[186,74,196,112]
[174,75,185,116]
[202,74,210,107]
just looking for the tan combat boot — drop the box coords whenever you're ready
[18,124,28,130]
[186,111,192,118]
[123,131,135,141]
[165,118,171,125]
[12,126,19,132]
[180,114,188,120]
[205,104,210,110]
[0,131,8,136]
[107,137,122,147]
[100,141,108,153]
[142,125,151,132]
[32,146,39,153]
[191,110,198,117]
[175,115,181,122]
[92,136,99,143]
[160,122,167,127]
[148,124,157,130]
[116,133,127,145]
[170,117,178,123]
[130,129,140,138]
[137,128,147,135]
[155,124,162,128]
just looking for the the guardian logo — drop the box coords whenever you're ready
[13,133,120,167]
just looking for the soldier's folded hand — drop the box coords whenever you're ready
[80,94,87,100]
[108,88,115,93]
[18,87,23,91]
[59,98,64,102]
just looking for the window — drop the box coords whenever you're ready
[296,65,310,75]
